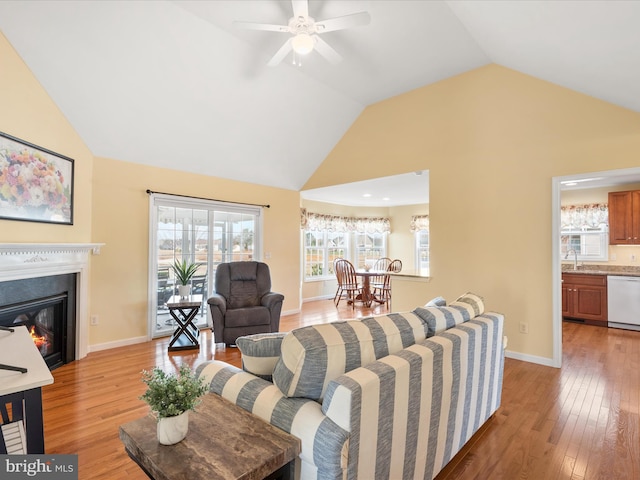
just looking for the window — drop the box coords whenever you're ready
[304,230,348,279]
[149,193,262,338]
[561,231,608,262]
[301,210,390,280]
[415,230,430,273]
[354,232,387,269]
[410,214,430,274]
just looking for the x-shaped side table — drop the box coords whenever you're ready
[166,295,202,351]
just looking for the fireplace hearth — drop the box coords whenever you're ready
[0,274,76,370]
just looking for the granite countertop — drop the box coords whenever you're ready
[561,264,640,277]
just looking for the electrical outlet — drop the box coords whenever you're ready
[632,254,637,262]
[91,315,99,326]
[519,322,529,334]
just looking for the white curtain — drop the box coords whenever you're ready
[410,215,429,233]
[560,204,608,230]
[300,208,390,233]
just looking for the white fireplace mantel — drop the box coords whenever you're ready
[0,243,104,360]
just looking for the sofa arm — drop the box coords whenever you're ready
[207,293,227,318]
[196,361,349,480]
[261,292,284,310]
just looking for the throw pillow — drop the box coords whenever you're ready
[425,296,446,307]
[236,332,287,381]
[451,292,485,317]
[413,292,484,336]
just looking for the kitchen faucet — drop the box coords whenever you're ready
[565,249,578,270]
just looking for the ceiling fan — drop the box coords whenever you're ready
[234,0,371,66]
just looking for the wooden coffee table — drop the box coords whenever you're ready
[119,393,300,480]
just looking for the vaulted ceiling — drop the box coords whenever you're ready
[1,1,639,198]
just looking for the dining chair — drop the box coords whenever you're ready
[388,259,402,273]
[332,257,344,304]
[334,259,362,308]
[373,259,402,306]
[377,270,392,308]
[371,257,392,291]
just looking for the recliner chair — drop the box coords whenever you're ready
[208,261,284,346]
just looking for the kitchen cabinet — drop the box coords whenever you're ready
[562,273,607,326]
[608,190,640,245]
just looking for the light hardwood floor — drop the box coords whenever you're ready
[40,301,639,479]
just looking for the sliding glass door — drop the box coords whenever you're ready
[149,193,262,338]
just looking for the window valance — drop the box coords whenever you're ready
[560,203,608,231]
[409,215,429,233]
[300,208,390,234]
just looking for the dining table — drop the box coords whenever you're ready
[354,269,389,307]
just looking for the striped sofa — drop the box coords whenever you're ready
[196,294,505,480]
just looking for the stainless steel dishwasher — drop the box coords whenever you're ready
[608,275,640,331]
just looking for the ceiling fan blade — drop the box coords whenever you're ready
[233,21,289,33]
[267,38,293,67]
[291,0,309,19]
[313,35,342,65]
[315,12,371,33]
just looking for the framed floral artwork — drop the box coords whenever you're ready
[0,131,74,225]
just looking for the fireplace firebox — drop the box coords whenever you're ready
[0,274,76,370]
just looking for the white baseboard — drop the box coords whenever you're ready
[88,335,148,353]
[281,308,301,317]
[302,294,333,303]
[504,349,556,367]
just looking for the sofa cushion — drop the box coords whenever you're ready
[225,307,271,328]
[413,292,485,337]
[272,312,427,401]
[236,332,287,380]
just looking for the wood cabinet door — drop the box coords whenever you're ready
[574,285,607,322]
[632,190,640,243]
[561,283,572,317]
[608,191,633,244]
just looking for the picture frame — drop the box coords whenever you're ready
[0,131,74,225]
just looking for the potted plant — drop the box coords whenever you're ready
[171,259,199,298]
[139,365,207,445]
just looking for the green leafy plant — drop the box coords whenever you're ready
[171,259,199,286]
[140,365,207,418]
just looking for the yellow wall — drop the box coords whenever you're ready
[91,157,301,346]
[305,64,640,361]
[0,33,93,243]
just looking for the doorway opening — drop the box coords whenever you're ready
[552,166,640,367]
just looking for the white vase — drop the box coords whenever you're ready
[177,284,191,298]
[157,411,189,445]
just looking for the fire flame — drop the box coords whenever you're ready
[29,326,48,349]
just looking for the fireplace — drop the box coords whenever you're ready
[0,274,76,370]
[0,243,103,365]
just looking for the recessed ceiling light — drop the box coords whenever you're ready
[382,197,390,201]
[363,193,372,198]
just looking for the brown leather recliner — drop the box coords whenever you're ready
[207,261,284,346]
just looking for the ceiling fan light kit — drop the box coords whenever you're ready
[291,32,314,55]
[234,0,371,66]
